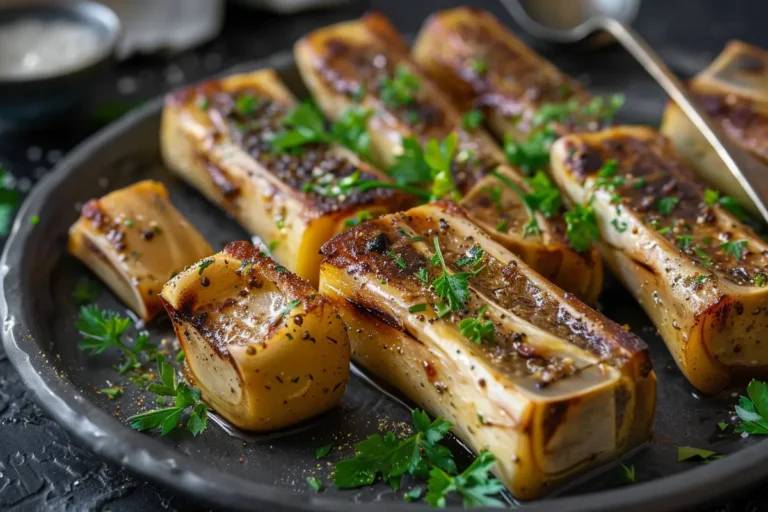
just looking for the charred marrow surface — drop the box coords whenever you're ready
[68,180,213,321]
[295,13,603,304]
[662,40,768,216]
[160,241,350,431]
[161,69,405,286]
[318,200,655,500]
[413,7,609,143]
[551,126,768,393]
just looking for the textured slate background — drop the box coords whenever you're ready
[2,0,768,510]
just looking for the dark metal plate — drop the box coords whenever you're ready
[4,48,768,512]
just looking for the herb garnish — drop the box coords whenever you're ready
[459,305,495,344]
[77,306,158,374]
[99,386,123,399]
[657,197,679,216]
[383,134,460,201]
[755,275,767,287]
[308,477,324,491]
[734,379,768,435]
[73,277,100,304]
[468,57,487,74]
[620,464,636,483]
[316,444,332,459]
[677,446,722,463]
[409,304,428,313]
[128,357,209,436]
[490,170,540,237]
[0,164,20,237]
[611,218,628,233]
[426,450,505,508]
[380,65,420,108]
[276,299,301,320]
[345,210,373,228]
[404,487,423,502]
[235,94,259,116]
[462,109,484,130]
[456,245,485,269]
[503,128,556,174]
[704,189,748,220]
[721,239,748,260]
[431,237,479,313]
[269,101,331,152]
[386,250,408,270]
[334,409,456,490]
[332,105,373,159]
[197,259,214,275]
[564,204,600,252]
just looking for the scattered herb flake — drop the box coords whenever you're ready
[308,476,324,491]
[404,487,423,502]
[462,109,484,130]
[277,299,301,319]
[611,218,628,233]
[379,65,420,108]
[197,259,214,275]
[620,463,636,483]
[458,305,495,344]
[564,204,600,252]
[677,446,722,463]
[73,277,100,304]
[316,444,332,459]
[409,304,428,313]
[332,105,373,158]
[386,250,408,270]
[345,210,373,228]
[721,239,748,260]
[235,94,259,116]
[99,386,123,399]
[657,197,679,216]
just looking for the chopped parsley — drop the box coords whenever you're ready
[504,128,556,174]
[99,386,123,399]
[704,189,747,220]
[694,247,713,267]
[423,133,460,201]
[468,57,487,74]
[755,275,767,287]
[458,305,495,344]
[308,477,324,491]
[235,93,259,116]
[431,237,478,313]
[675,235,694,250]
[611,218,628,233]
[29,214,39,226]
[425,450,505,508]
[456,245,485,269]
[525,170,562,218]
[677,446,722,463]
[694,274,711,284]
[334,409,456,489]
[417,267,429,283]
[656,197,679,216]
[379,65,420,108]
[386,250,408,269]
[332,105,373,159]
[495,220,508,232]
[734,379,768,435]
[490,170,540,237]
[269,101,331,152]
[77,306,158,374]
[0,164,20,237]
[461,109,484,130]
[345,210,373,228]
[128,357,210,436]
[276,299,301,319]
[409,304,428,313]
[564,204,600,252]
[197,259,215,275]
[404,487,423,502]
[73,277,100,304]
[620,463,636,483]
[721,239,748,260]
[532,94,625,127]
[316,444,332,459]
[397,227,422,241]
[483,185,503,213]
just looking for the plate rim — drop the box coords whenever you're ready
[3,49,768,512]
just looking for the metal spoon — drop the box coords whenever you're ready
[501,0,768,224]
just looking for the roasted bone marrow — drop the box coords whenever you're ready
[68,180,213,321]
[318,200,655,500]
[295,12,603,304]
[550,126,768,394]
[160,69,406,286]
[161,241,350,431]
[661,40,768,217]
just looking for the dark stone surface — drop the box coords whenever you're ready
[1,0,768,510]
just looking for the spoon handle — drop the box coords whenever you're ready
[598,17,768,224]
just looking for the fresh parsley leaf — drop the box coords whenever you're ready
[582,94,626,121]
[409,304,428,313]
[459,305,495,344]
[462,109,484,130]
[417,267,429,283]
[345,210,373,228]
[235,94,259,116]
[695,247,713,267]
[504,128,556,174]
[620,463,636,483]
[483,185,503,213]
[431,237,476,313]
[468,57,487,74]
[490,170,540,237]
[704,189,748,220]
[0,164,20,237]
[270,101,331,152]
[495,220,508,232]
[380,65,420,108]
[73,277,100,304]
[694,274,711,284]
[735,379,768,435]
[386,250,408,270]
[99,386,123,399]
[77,306,156,373]
[128,357,209,436]
[397,227,422,242]
[718,422,729,431]
[277,299,301,319]
[425,450,505,508]
[197,259,214,275]
[456,245,485,268]
[175,350,186,362]
[424,133,460,201]
[677,446,722,463]
[676,235,694,250]
[334,409,456,490]
[657,197,679,216]
[332,105,372,158]
[564,204,600,252]
[525,170,562,217]
[611,218,628,233]
[316,444,332,459]
[388,137,432,185]
[404,487,423,501]
[308,476,324,491]
[755,275,767,287]
[29,214,39,226]
[721,239,748,260]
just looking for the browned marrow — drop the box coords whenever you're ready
[319,200,655,499]
[295,12,603,304]
[550,126,768,393]
[160,69,407,286]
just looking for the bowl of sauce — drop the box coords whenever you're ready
[0,1,120,129]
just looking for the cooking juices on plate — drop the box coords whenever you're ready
[64,5,768,503]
